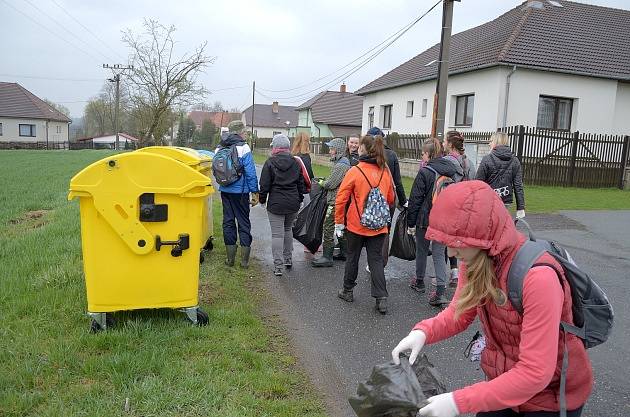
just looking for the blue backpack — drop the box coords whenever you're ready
[354,166,391,230]
[212,144,242,186]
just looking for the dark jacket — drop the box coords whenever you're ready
[295,153,314,179]
[407,158,457,228]
[475,145,525,210]
[384,145,407,206]
[348,151,360,166]
[259,152,307,215]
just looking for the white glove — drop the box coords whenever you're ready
[334,224,345,238]
[403,201,408,208]
[391,330,426,365]
[407,227,416,237]
[419,393,459,417]
[516,209,525,219]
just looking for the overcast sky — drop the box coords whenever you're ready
[1,0,627,117]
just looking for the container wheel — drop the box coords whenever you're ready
[196,308,209,326]
[89,313,115,333]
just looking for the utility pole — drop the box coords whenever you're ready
[431,0,459,139]
[103,64,133,150]
[251,81,255,146]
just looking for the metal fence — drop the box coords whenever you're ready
[0,141,99,150]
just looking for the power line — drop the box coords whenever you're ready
[0,73,103,82]
[257,0,442,97]
[209,85,249,92]
[0,0,104,64]
[257,0,442,101]
[49,0,127,61]
[22,0,115,63]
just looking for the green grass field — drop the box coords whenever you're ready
[254,151,630,213]
[0,150,327,417]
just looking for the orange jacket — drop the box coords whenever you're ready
[335,160,395,236]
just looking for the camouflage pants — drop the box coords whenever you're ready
[322,204,336,251]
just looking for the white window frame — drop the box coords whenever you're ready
[0,122,3,136]
[421,99,428,118]
[454,94,474,127]
[406,101,414,117]
[368,106,374,129]
[381,105,392,129]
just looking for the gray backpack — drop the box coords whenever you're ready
[508,219,614,417]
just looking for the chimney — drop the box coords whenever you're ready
[272,101,279,114]
[340,83,347,93]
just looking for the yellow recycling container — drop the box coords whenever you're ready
[136,146,214,252]
[68,151,213,332]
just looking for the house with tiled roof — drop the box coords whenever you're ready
[241,102,297,139]
[188,111,241,131]
[294,84,363,139]
[0,82,71,143]
[356,0,630,136]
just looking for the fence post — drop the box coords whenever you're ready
[568,131,580,187]
[620,135,630,190]
[516,125,525,160]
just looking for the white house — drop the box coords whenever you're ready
[356,0,630,136]
[0,82,71,143]
[242,102,297,139]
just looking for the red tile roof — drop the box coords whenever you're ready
[188,111,241,128]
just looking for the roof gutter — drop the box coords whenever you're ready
[502,65,517,129]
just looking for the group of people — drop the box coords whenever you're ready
[214,121,592,417]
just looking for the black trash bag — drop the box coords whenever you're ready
[349,354,447,417]
[292,188,328,254]
[349,356,425,417]
[410,354,447,398]
[389,209,416,261]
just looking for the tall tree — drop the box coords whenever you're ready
[122,19,213,145]
[198,119,216,144]
[43,99,71,117]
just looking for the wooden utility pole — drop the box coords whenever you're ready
[103,64,133,150]
[431,0,459,139]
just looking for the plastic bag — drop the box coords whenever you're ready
[349,354,447,417]
[389,209,416,261]
[292,188,328,254]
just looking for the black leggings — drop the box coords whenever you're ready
[476,406,583,417]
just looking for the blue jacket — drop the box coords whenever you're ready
[214,133,259,194]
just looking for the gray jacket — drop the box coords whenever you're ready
[322,156,351,205]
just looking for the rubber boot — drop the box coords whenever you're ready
[311,247,333,267]
[240,246,251,269]
[225,245,237,267]
[333,237,347,261]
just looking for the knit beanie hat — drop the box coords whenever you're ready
[326,137,346,154]
[271,134,290,150]
[367,126,385,137]
[228,120,245,133]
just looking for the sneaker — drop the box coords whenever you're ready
[273,266,283,276]
[409,278,426,293]
[449,268,458,288]
[430,276,438,287]
[284,258,293,269]
[375,297,388,315]
[337,288,354,302]
[428,291,449,306]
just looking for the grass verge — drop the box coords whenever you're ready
[254,151,630,213]
[0,150,327,417]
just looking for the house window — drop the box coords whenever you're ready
[381,105,392,129]
[272,131,282,137]
[0,122,3,136]
[56,125,62,134]
[537,95,573,130]
[406,101,414,117]
[19,124,36,137]
[455,94,474,126]
[368,106,374,129]
[421,99,428,117]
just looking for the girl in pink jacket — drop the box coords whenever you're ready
[392,181,592,417]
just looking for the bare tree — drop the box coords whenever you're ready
[43,99,71,117]
[123,19,214,144]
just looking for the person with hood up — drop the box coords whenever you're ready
[406,138,457,306]
[311,138,352,267]
[335,134,395,314]
[476,132,525,218]
[259,134,307,276]
[392,181,592,417]
[215,120,259,269]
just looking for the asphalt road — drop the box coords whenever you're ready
[248,181,629,417]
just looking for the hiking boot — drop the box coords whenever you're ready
[240,246,251,269]
[449,268,459,288]
[428,290,450,306]
[312,247,333,268]
[375,297,388,315]
[273,265,283,276]
[225,245,237,267]
[337,288,354,302]
[284,258,293,269]
[409,277,426,293]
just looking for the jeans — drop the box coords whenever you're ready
[343,231,388,298]
[414,227,448,287]
[476,406,583,417]
[267,211,297,267]
[432,240,448,287]
[221,192,252,246]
